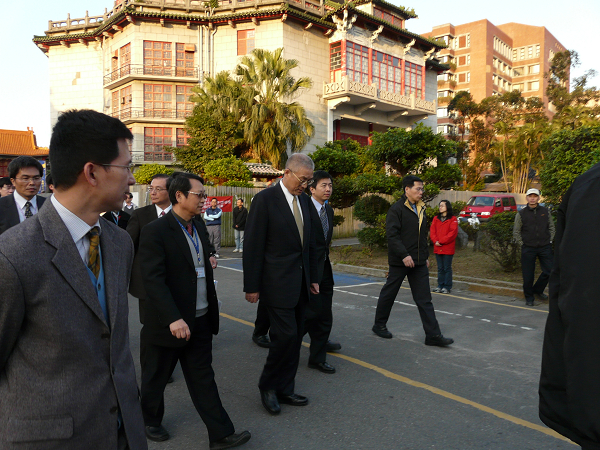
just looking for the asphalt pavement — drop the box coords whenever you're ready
[128,251,574,450]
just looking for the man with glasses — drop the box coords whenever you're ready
[372,175,454,347]
[243,153,319,415]
[0,177,15,197]
[0,109,146,448]
[137,172,250,449]
[0,156,46,234]
[127,174,173,324]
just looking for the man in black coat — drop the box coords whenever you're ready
[138,172,250,449]
[243,153,319,415]
[126,173,172,323]
[232,198,248,252]
[371,175,453,347]
[101,209,130,230]
[0,156,46,235]
[539,162,600,449]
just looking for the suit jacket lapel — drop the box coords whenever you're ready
[300,194,311,249]
[167,212,195,269]
[273,185,302,247]
[8,196,20,228]
[40,202,109,327]
[326,204,334,245]
[100,225,124,329]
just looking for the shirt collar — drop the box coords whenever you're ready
[172,210,190,227]
[155,203,172,217]
[311,196,325,212]
[279,178,296,203]
[13,190,37,210]
[51,195,101,243]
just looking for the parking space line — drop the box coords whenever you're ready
[219,312,573,445]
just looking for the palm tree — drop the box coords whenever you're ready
[236,48,314,168]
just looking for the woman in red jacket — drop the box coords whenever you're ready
[430,200,459,294]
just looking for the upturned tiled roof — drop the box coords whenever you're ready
[0,129,49,157]
[244,163,284,176]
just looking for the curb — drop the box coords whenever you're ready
[333,263,524,300]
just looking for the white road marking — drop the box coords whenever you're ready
[498,323,517,327]
[335,282,382,289]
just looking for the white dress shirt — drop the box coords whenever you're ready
[13,191,38,223]
[155,203,172,217]
[279,179,303,223]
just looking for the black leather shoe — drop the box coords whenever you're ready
[425,335,454,347]
[308,361,336,374]
[535,292,549,301]
[210,431,251,450]
[145,425,170,442]
[260,389,281,415]
[372,324,392,339]
[276,393,309,406]
[325,340,342,352]
[252,334,271,348]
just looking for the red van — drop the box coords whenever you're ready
[458,194,517,222]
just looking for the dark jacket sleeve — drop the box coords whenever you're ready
[126,209,142,252]
[386,204,409,261]
[243,194,267,293]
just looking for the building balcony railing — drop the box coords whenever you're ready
[103,64,200,87]
[323,77,435,115]
[111,108,192,123]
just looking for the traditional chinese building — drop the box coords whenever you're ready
[0,128,49,177]
[34,0,446,165]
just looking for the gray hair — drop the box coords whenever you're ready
[286,153,314,171]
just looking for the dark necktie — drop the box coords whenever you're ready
[87,227,101,278]
[186,223,193,235]
[292,196,303,246]
[159,211,165,217]
[24,201,33,219]
[320,205,329,240]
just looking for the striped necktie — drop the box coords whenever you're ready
[87,227,101,278]
[320,205,329,240]
[24,201,33,219]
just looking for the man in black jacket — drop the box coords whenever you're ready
[371,175,453,347]
[513,188,554,306]
[138,172,250,449]
[232,198,247,252]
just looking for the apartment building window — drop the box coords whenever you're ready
[513,67,523,77]
[176,44,195,77]
[458,55,470,66]
[112,85,132,119]
[437,107,448,118]
[144,41,172,75]
[520,48,525,60]
[535,44,540,57]
[529,64,540,74]
[144,128,173,161]
[528,46,533,59]
[513,84,523,92]
[144,84,172,118]
[176,85,194,118]
[457,72,470,83]
[372,51,402,93]
[404,61,422,97]
[457,34,470,49]
[176,128,191,147]
[346,41,369,84]
[528,80,540,91]
[237,30,255,56]
[513,49,517,60]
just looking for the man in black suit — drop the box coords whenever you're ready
[126,173,172,323]
[0,156,46,234]
[101,209,130,230]
[243,153,319,415]
[138,172,250,449]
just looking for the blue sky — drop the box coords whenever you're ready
[1,0,597,147]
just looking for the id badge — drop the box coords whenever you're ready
[196,267,205,278]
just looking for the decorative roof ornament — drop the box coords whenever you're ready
[424,47,436,60]
[332,8,357,32]
[402,38,415,55]
[369,24,384,43]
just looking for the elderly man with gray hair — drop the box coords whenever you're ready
[243,153,319,415]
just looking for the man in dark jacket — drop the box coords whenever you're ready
[539,162,600,448]
[513,188,554,306]
[232,198,247,252]
[371,175,453,347]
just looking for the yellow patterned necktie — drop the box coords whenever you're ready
[87,226,100,278]
[292,196,303,246]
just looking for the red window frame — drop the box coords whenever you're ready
[144,128,173,161]
[175,43,195,77]
[237,30,255,56]
[330,42,342,82]
[176,128,191,147]
[176,85,194,118]
[144,41,172,76]
[404,62,423,98]
[372,51,402,93]
[112,85,132,119]
[144,84,173,118]
[346,41,369,84]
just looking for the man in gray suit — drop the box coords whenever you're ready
[0,109,147,449]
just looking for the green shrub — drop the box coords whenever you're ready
[354,195,391,226]
[357,214,387,248]
[204,156,251,185]
[480,211,520,272]
[332,214,345,227]
[459,221,478,241]
[223,180,253,188]
[133,164,174,184]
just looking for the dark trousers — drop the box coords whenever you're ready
[374,263,441,337]
[140,314,234,443]
[258,286,308,395]
[254,301,270,337]
[521,244,553,303]
[304,261,334,364]
[435,254,454,290]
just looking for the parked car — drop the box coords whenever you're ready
[458,194,517,222]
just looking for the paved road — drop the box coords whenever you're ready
[128,255,574,450]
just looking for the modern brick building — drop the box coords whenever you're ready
[423,20,567,137]
[33,0,446,165]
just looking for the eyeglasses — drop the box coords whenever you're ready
[14,176,42,183]
[101,163,134,172]
[147,186,167,193]
[187,191,207,199]
[412,187,425,192]
[289,169,312,187]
